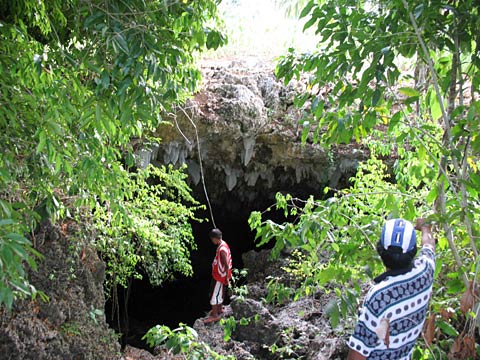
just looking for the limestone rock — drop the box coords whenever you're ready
[192,248,350,360]
[193,305,255,360]
[0,220,120,360]
[229,297,278,345]
[152,59,368,209]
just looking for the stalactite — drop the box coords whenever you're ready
[135,145,159,169]
[186,160,201,185]
[245,171,260,187]
[224,166,243,191]
[242,136,256,166]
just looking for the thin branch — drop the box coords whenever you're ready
[402,0,471,287]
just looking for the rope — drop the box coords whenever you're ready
[175,105,217,228]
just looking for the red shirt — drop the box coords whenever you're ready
[212,240,232,285]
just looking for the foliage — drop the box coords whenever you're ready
[229,268,249,299]
[264,276,294,306]
[143,323,235,360]
[220,315,256,343]
[0,219,47,308]
[267,326,305,359]
[251,0,480,357]
[0,0,225,307]
[60,321,82,337]
[275,0,310,18]
[95,165,202,290]
[89,306,105,325]
[220,316,238,342]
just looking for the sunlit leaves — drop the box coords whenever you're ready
[143,323,234,359]
[95,165,203,289]
[0,0,225,306]
[398,87,421,98]
[265,2,480,355]
[0,218,45,309]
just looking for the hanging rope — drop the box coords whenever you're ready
[175,105,217,228]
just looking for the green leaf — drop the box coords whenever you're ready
[113,34,129,55]
[372,88,381,106]
[206,30,224,50]
[437,320,459,337]
[331,242,340,252]
[299,1,315,19]
[7,233,31,245]
[303,15,318,32]
[0,219,14,227]
[425,187,437,204]
[429,91,443,120]
[325,298,340,328]
[101,72,110,88]
[446,277,464,294]
[317,266,337,285]
[414,4,424,19]
[36,129,47,154]
[84,11,104,29]
[0,201,11,218]
[10,242,28,259]
[4,288,14,309]
[117,77,132,96]
[0,287,6,305]
[301,121,310,143]
[398,87,420,97]
[388,111,402,131]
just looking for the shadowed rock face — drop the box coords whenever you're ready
[140,59,368,213]
[0,220,120,360]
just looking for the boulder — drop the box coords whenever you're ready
[230,297,278,345]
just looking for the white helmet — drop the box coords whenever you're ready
[380,219,416,253]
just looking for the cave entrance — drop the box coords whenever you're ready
[104,188,267,349]
[104,173,334,349]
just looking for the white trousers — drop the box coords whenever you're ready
[210,280,224,305]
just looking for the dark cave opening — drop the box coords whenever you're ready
[104,173,347,350]
[105,190,267,349]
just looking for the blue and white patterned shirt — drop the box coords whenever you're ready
[348,246,435,359]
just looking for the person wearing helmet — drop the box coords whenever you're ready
[347,218,435,360]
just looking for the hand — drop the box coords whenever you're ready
[415,218,435,249]
[415,218,432,231]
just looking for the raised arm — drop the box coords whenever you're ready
[415,218,435,251]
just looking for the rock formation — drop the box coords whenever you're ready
[141,59,367,211]
[192,249,349,360]
[132,59,365,359]
[0,220,121,360]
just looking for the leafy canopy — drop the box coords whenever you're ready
[0,0,225,308]
[251,0,480,357]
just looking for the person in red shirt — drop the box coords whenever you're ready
[204,228,232,324]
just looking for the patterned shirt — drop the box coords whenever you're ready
[348,246,435,359]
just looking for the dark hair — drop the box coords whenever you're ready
[376,241,417,270]
[209,228,222,239]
